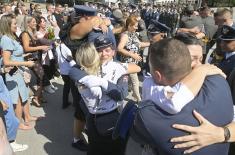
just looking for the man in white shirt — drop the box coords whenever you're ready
[43,4,60,38]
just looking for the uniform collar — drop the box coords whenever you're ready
[225,51,235,59]
[102,59,113,67]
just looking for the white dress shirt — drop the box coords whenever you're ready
[142,77,194,114]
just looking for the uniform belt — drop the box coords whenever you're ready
[91,108,119,118]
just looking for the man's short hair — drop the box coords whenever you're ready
[217,8,232,20]
[55,4,62,8]
[199,6,210,12]
[149,39,192,82]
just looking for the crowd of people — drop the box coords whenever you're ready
[0,0,235,155]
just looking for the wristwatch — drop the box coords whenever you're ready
[223,126,231,142]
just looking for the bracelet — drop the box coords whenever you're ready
[223,126,231,142]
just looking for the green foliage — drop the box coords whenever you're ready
[207,0,235,7]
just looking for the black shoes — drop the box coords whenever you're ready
[71,139,88,151]
[62,102,71,109]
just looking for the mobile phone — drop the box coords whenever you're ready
[9,66,18,76]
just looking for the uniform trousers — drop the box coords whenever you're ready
[61,75,72,106]
[87,110,127,155]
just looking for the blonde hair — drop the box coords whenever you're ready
[76,43,100,75]
[0,14,16,39]
[23,16,36,33]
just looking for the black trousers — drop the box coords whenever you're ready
[69,79,86,121]
[61,75,72,106]
[42,64,53,87]
[87,110,127,155]
[42,63,56,81]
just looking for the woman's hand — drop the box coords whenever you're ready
[40,45,50,51]
[0,100,9,111]
[23,53,32,58]
[131,53,142,62]
[171,110,225,154]
[3,66,13,73]
[26,61,35,67]
[190,26,201,34]
[103,18,111,26]
[99,24,108,34]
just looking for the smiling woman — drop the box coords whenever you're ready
[19,16,50,107]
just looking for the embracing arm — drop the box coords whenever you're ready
[177,26,200,34]
[70,65,128,101]
[78,74,129,101]
[180,64,226,96]
[126,63,141,74]
[68,65,88,82]
[105,75,128,101]
[156,64,226,114]
[170,110,235,154]
[70,16,106,40]
[177,27,205,39]
[140,42,150,48]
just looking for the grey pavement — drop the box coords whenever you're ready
[15,77,142,155]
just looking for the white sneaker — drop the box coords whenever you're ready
[10,142,28,152]
[44,85,55,94]
[50,84,58,91]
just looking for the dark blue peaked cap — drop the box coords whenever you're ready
[220,25,235,41]
[130,3,138,9]
[112,101,138,140]
[74,5,97,17]
[94,35,113,50]
[148,20,171,34]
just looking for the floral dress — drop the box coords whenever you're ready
[121,31,140,64]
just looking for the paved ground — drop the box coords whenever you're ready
[15,77,142,155]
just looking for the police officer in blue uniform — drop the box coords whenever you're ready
[143,20,171,74]
[69,36,131,155]
[218,25,235,77]
[143,3,152,28]
[60,5,109,151]
[151,5,160,21]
